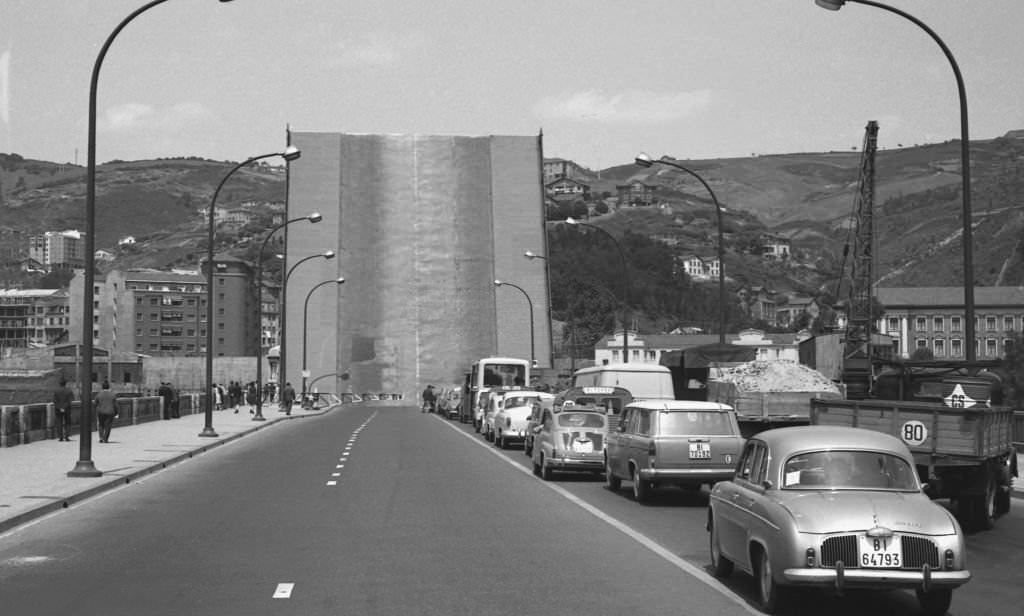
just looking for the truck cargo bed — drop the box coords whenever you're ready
[810,397,1015,463]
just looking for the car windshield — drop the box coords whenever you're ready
[657,411,734,436]
[557,412,605,428]
[782,450,919,491]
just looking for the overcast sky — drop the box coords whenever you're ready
[2,1,1022,170]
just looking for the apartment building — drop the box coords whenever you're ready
[68,259,258,357]
[876,286,1024,359]
[0,288,70,352]
[28,230,85,271]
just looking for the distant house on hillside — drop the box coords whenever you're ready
[117,235,136,247]
[775,295,821,328]
[616,180,657,206]
[1003,129,1024,140]
[674,254,720,281]
[545,177,590,199]
[543,158,587,182]
[761,234,790,260]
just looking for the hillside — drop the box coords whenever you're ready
[2,133,1024,295]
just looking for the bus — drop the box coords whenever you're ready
[459,357,531,424]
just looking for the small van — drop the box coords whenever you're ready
[571,363,674,401]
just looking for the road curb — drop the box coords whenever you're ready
[0,406,336,536]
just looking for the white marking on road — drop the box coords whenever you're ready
[336,464,343,469]
[331,472,340,477]
[273,583,295,598]
[326,480,338,486]
[440,419,762,616]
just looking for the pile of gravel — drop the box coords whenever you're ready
[715,360,840,393]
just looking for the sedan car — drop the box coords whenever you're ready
[532,409,607,480]
[492,391,553,449]
[604,400,743,502]
[707,426,970,615]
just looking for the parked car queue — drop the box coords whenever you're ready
[427,384,972,616]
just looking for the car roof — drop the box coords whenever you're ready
[624,400,733,412]
[752,425,911,454]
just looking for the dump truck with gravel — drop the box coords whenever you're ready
[706,360,842,438]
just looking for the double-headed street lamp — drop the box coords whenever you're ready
[200,146,300,438]
[635,153,727,345]
[564,217,631,363]
[70,0,236,479]
[253,213,323,421]
[814,0,976,361]
[494,279,535,367]
[281,250,336,399]
[303,277,346,399]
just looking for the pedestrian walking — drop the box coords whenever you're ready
[421,384,436,413]
[170,384,180,418]
[245,382,257,414]
[95,380,117,443]
[53,378,74,441]
[159,382,173,420]
[282,382,296,415]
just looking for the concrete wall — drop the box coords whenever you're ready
[285,133,551,399]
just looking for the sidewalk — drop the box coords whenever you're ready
[0,403,333,535]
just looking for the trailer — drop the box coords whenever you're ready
[810,396,1017,530]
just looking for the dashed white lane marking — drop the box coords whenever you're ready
[273,583,295,598]
[325,411,377,487]
[439,418,762,616]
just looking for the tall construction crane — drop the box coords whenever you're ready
[834,120,879,398]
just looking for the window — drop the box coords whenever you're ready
[933,317,944,332]
[915,317,927,332]
[887,317,899,332]
[933,339,945,357]
[636,410,652,436]
[137,312,144,321]
[951,316,962,333]
[150,298,159,306]
[1004,316,1015,331]
[985,339,998,356]
[986,316,997,331]
[951,338,963,357]
[916,339,928,350]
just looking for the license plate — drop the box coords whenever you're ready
[859,535,902,568]
[689,442,711,459]
[572,439,593,453]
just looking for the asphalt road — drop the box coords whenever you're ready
[1,403,1021,616]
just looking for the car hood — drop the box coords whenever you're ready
[776,491,958,535]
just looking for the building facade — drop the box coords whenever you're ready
[875,286,1024,359]
[592,330,809,366]
[69,260,257,357]
[0,289,70,353]
[28,230,84,271]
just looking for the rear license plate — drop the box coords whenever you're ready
[572,439,593,453]
[859,535,902,568]
[689,442,711,459]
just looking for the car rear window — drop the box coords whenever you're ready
[782,450,919,490]
[657,411,734,436]
[557,412,606,428]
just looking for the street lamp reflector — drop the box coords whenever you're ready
[282,145,302,161]
[815,0,845,10]
[634,153,655,167]
[494,280,503,286]
[308,212,323,223]
[565,217,578,225]
[323,250,336,259]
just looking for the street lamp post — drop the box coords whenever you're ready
[564,217,631,363]
[635,154,727,345]
[200,148,300,438]
[494,279,535,367]
[254,213,323,421]
[523,250,547,260]
[815,0,976,361]
[70,0,235,478]
[302,277,345,400]
[281,250,336,401]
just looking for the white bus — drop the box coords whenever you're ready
[459,357,531,424]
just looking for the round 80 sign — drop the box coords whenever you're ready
[900,420,929,447]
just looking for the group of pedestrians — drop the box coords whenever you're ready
[158,382,180,420]
[52,378,119,443]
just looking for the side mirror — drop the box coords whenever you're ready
[761,479,774,490]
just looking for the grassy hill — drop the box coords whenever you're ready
[2,133,1023,294]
